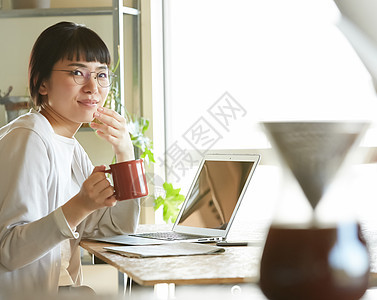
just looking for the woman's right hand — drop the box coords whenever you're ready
[78,165,117,210]
[62,165,117,229]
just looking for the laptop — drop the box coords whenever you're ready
[94,152,260,245]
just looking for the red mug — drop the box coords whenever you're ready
[105,159,148,201]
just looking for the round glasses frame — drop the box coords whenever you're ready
[52,67,116,88]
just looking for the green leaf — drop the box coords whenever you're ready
[154,182,185,224]
[140,148,155,164]
[154,196,164,210]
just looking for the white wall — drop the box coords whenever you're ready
[76,130,115,166]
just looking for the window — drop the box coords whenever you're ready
[153,0,377,225]
[161,0,376,184]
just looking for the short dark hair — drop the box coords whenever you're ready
[28,21,111,108]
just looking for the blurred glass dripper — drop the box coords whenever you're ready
[262,121,369,210]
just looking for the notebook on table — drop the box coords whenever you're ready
[93,152,260,246]
[104,242,226,258]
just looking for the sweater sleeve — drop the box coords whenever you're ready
[0,128,74,271]
[80,198,141,238]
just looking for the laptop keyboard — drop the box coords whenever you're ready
[130,231,205,241]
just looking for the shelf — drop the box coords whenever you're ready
[0,6,139,18]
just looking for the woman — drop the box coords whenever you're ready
[0,21,140,295]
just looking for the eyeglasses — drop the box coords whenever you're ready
[52,67,116,87]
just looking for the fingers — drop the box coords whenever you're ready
[97,106,124,123]
[88,165,109,186]
[96,177,115,198]
[89,106,134,161]
[90,110,128,146]
[81,165,116,207]
[91,178,117,208]
[92,165,107,173]
[91,107,126,135]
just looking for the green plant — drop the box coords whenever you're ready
[154,182,185,223]
[127,114,155,165]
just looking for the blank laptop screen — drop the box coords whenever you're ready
[177,160,255,230]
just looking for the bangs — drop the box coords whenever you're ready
[59,26,111,65]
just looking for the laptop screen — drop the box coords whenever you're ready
[176,159,255,230]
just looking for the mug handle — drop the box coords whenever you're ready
[104,169,112,174]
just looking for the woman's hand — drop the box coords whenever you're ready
[62,165,117,229]
[90,106,135,162]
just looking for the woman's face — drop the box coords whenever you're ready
[39,58,110,124]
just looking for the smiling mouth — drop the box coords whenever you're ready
[78,100,99,107]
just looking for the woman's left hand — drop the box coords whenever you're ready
[90,106,135,162]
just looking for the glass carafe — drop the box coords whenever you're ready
[259,121,370,300]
